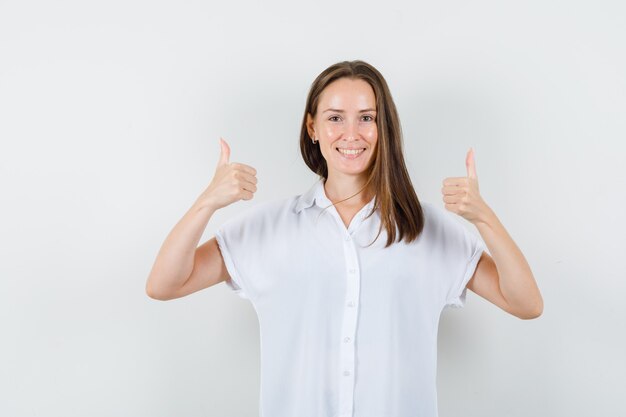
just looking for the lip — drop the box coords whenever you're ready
[336,147,366,160]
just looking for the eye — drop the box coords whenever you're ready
[362,115,375,122]
[329,115,341,122]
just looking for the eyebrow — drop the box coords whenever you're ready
[322,108,376,113]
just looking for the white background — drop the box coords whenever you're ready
[1,0,624,416]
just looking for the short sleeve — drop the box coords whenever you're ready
[214,217,252,300]
[442,214,487,309]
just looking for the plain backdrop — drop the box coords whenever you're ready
[1,0,624,416]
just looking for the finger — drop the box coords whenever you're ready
[443,194,463,203]
[240,189,254,200]
[232,162,257,176]
[442,177,467,187]
[240,179,258,193]
[237,172,257,191]
[444,202,459,212]
[217,137,231,166]
[237,171,258,186]
[441,185,463,195]
[466,147,478,179]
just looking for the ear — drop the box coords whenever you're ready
[306,113,315,138]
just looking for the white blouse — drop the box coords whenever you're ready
[214,177,486,417]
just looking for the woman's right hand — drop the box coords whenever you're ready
[196,137,258,211]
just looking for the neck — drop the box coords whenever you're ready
[323,173,373,206]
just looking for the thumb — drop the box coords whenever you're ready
[466,147,477,179]
[217,137,230,167]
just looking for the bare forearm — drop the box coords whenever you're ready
[146,199,217,297]
[475,207,543,317]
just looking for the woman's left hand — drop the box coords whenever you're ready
[441,148,493,225]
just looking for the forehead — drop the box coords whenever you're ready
[318,77,376,108]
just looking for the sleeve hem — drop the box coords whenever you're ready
[214,230,250,300]
[445,241,485,309]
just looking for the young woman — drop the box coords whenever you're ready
[146,60,543,417]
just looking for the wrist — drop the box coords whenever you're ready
[473,203,498,228]
[192,197,219,215]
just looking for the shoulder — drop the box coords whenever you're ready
[421,200,465,228]
[418,200,474,244]
[218,195,299,231]
[246,195,300,222]
[420,201,450,231]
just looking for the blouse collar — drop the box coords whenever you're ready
[294,177,376,215]
[294,177,324,213]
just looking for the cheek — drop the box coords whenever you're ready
[365,126,378,142]
[323,125,341,137]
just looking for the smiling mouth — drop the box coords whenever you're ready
[336,147,366,154]
[336,147,366,158]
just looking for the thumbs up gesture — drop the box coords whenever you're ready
[441,148,490,224]
[196,137,258,211]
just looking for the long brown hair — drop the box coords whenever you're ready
[299,60,424,248]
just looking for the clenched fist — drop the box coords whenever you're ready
[196,137,258,211]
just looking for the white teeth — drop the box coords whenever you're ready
[338,148,365,155]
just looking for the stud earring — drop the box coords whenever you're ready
[312,136,317,144]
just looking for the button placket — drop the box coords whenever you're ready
[338,231,361,417]
[314,190,374,417]
[320,197,372,417]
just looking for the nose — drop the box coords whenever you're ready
[344,119,359,140]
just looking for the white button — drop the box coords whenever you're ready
[343,370,350,376]
[344,336,351,343]
[347,301,355,307]
[348,268,356,274]
[345,235,351,241]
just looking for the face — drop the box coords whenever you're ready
[307,77,378,180]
